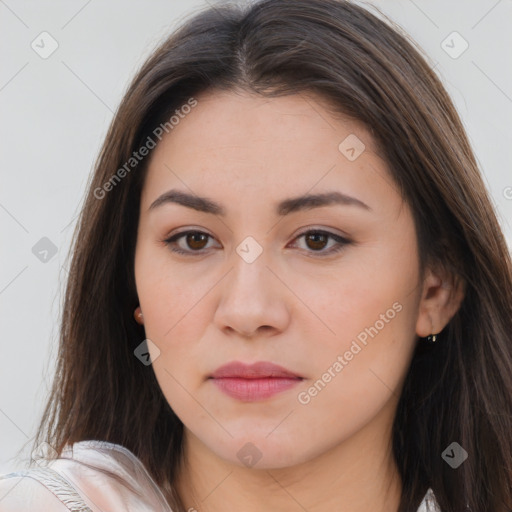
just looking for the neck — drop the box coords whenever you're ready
[175,415,402,512]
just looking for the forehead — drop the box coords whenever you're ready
[140,89,393,213]
[159,88,379,151]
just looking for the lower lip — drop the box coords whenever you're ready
[210,377,302,401]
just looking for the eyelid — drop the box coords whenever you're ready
[292,225,350,241]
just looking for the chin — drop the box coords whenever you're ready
[208,433,316,470]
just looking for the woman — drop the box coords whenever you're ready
[1,0,511,511]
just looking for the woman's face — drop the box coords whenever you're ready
[134,89,425,469]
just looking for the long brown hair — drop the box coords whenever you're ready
[30,0,512,510]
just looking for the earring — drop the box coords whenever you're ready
[134,306,144,325]
[424,318,439,343]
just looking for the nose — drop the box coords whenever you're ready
[213,248,291,339]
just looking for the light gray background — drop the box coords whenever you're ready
[1,0,511,473]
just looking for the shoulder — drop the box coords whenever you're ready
[0,474,70,511]
[0,440,173,512]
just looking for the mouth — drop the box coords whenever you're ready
[208,361,304,401]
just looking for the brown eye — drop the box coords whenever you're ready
[291,230,351,257]
[163,230,216,255]
[185,232,209,250]
[163,229,351,257]
[304,232,329,251]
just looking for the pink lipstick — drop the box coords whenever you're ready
[209,361,303,401]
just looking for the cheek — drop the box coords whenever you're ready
[290,240,420,406]
[135,242,206,334]
[291,296,417,447]
[290,239,418,348]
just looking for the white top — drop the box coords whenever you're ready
[0,440,440,511]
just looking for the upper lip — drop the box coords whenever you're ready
[210,361,303,379]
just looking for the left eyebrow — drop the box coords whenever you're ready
[148,189,372,216]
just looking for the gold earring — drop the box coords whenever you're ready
[134,306,144,325]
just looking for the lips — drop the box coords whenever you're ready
[209,361,303,401]
[210,361,303,379]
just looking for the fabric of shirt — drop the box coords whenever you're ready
[0,439,441,511]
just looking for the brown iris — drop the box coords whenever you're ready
[185,232,209,250]
[304,232,328,251]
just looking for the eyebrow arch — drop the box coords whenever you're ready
[148,189,371,216]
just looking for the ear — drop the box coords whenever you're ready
[415,266,466,337]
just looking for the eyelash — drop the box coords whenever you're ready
[162,229,351,258]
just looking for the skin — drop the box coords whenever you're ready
[134,89,464,512]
